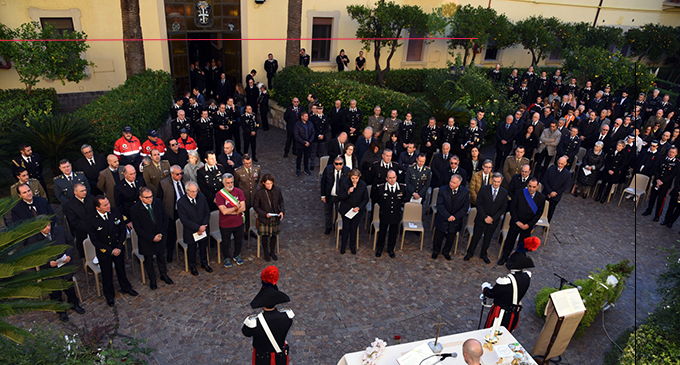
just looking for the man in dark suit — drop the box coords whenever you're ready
[12,143,48,199]
[156,165,189,262]
[114,165,146,230]
[643,147,679,220]
[330,100,346,138]
[541,157,572,222]
[430,143,452,188]
[327,132,348,159]
[375,170,409,258]
[283,97,303,157]
[177,181,212,275]
[344,100,363,144]
[320,156,350,235]
[88,195,139,306]
[27,223,85,322]
[498,178,546,265]
[294,111,315,176]
[217,140,243,174]
[585,124,612,151]
[398,143,417,169]
[130,187,173,290]
[76,144,107,196]
[432,175,470,260]
[97,154,124,207]
[11,183,55,224]
[63,183,95,259]
[494,116,518,172]
[508,164,532,198]
[216,73,232,103]
[608,118,627,144]
[442,156,468,188]
[465,173,508,263]
[164,140,189,168]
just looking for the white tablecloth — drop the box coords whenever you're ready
[337,327,537,365]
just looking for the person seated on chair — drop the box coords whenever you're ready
[432,175,470,260]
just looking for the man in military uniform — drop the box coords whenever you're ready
[242,105,260,162]
[488,64,502,83]
[374,170,409,258]
[440,117,460,154]
[88,195,139,307]
[383,110,401,146]
[194,110,214,159]
[461,119,483,160]
[11,167,46,199]
[557,125,581,171]
[242,266,294,365]
[76,144,107,196]
[264,53,278,90]
[405,154,431,205]
[370,149,402,193]
[578,81,593,107]
[171,109,192,140]
[12,143,48,199]
[97,154,124,207]
[482,252,533,333]
[534,71,549,99]
[300,47,310,66]
[517,81,531,106]
[506,69,519,97]
[235,155,261,238]
[187,96,202,128]
[114,164,146,229]
[142,149,171,197]
[421,117,440,166]
[63,183,95,259]
[399,112,416,147]
[141,129,166,158]
[367,106,385,143]
[54,159,90,205]
[113,126,143,168]
[196,150,226,211]
[502,146,530,190]
[344,99,363,145]
[309,104,329,171]
[643,147,679,220]
[213,103,232,153]
[170,97,183,120]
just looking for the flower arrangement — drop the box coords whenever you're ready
[362,338,387,365]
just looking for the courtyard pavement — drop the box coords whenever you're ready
[8,127,674,365]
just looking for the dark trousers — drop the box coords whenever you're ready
[243,132,257,159]
[310,141,326,167]
[376,221,399,253]
[73,232,87,259]
[547,198,559,222]
[220,225,244,259]
[534,150,552,179]
[166,212,178,260]
[646,184,671,218]
[143,245,168,285]
[494,149,510,172]
[244,205,252,235]
[49,280,80,309]
[432,228,459,255]
[467,222,498,258]
[296,146,311,171]
[341,213,362,252]
[664,198,680,224]
[324,196,340,230]
[188,237,209,268]
[501,225,532,260]
[284,131,296,155]
[97,252,132,301]
[267,76,274,90]
[260,107,270,130]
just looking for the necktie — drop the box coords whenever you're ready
[28,203,37,217]
[68,175,73,185]
[47,233,52,241]
[391,186,395,193]
[332,171,339,196]
[89,159,94,166]
[146,204,155,223]
[506,124,509,130]
[103,213,108,221]
[340,143,344,151]
[492,188,497,201]
[175,181,184,201]
[483,175,488,185]
[129,181,135,189]
[599,135,604,141]
[246,168,250,175]
[191,198,197,206]
[28,157,32,164]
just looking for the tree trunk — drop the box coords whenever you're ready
[469,48,478,66]
[378,31,401,86]
[530,49,538,67]
[462,48,469,66]
[285,0,303,67]
[120,0,146,78]
[373,39,382,76]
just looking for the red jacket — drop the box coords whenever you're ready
[141,139,167,157]
[178,137,197,153]
[113,135,142,165]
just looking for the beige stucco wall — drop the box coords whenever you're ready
[0,0,169,93]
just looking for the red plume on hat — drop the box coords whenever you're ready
[261,265,279,285]
[523,237,541,252]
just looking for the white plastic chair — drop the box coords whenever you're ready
[209,210,222,263]
[175,219,189,272]
[400,202,424,250]
[83,237,103,297]
[249,207,280,258]
[129,229,146,284]
[497,212,512,260]
[534,201,551,244]
[365,185,373,230]
[429,187,440,231]
[318,156,330,181]
[618,174,649,210]
[368,203,380,250]
[456,207,477,255]
[336,216,359,250]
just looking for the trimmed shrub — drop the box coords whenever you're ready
[73,69,173,152]
[0,88,58,129]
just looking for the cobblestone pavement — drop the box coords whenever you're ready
[8,127,675,365]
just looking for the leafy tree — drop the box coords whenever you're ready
[515,15,561,66]
[624,23,676,63]
[583,25,624,50]
[347,0,432,86]
[444,5,516,66]
[0,197,74,344]
[0,22,90,94]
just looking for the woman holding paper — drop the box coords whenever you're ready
[572,141,605,198]
[337,169,368,254]
[253,174,285,261]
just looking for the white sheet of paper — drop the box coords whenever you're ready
[193,231,208,241]
[56,254,68,268]
[267,213,279,217]
[396,342,438,365]
[409,223,418,228]
[410,197,422,204]
[582,167,591,176]
[93,256,99,265]
[344,209,359,219]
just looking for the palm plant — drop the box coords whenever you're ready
[0,196,74,344]
[14,114,92,172]
[418,99,472,127]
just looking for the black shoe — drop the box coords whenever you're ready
[304,169,312,175]
[594,194,602,202]
[150,282,158,290]
[431,253,438,259]
[271,252,278,260]
[661,221,668,226]
[642,210,652,216]
[388,251,396,258]
[161,276,174,285]
[582,193,587,199]
[124,289,139,296]
[481,256,491,264]
[324,228,332,235]
[600,197,607,204]
[58,312,69,322]
[190,267,199,276]
[296,170,300,177]
[253,158,258,162]
[444,254,452,261]
[653,217,660,222]
[340,248,345,255]
[497,257,507,266]
[375,251,382,257]
[73,305,86,314]
[283,153,288,158]
[463,255,471,261]
[667,223,674,228]
[107,299,115,307]
[166,256,173,263]
[250,231,258,238]
[202,265,213,273]
[572,191,579,197]
[350,248,356,255]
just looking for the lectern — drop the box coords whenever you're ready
[531,288,586,364]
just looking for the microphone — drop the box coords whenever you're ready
[439,352,458,359]
[554,273,582,291]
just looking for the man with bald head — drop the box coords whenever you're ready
[64,183,95,258]
[462,339,483,365]
[114,164,146,228]
[541,156,571,222]
[98,154,124,207]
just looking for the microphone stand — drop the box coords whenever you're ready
[554,273,578,290]
[477,294,493,329]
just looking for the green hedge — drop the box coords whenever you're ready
[0,88,58,130]
[73,69,173,152]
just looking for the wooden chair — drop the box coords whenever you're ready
[209,210,222,263]
[248,207,280,258]
[175,219,189,272]
[318,156,330,181]
[618,173,650,210]
[429,187,440,232]
[129,229,146,284]
[497,212,512,260]
[335,216,359,250]
[368,203,380,250]
[400,202,425,250]
[35,266,82,303]
[82,238,103,297]
[455,207,476,255]
[534,201,551,244]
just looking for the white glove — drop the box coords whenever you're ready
[481,282,493,290]
[243,316,257,328]
[479,294,486,300]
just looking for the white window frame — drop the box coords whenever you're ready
[306,10,341,67]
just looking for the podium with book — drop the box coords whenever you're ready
[531,288,586,364]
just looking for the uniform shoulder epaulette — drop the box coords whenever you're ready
[54,175,63,180]
[280,308,295,319]
[243,313,258,328]
[398,183,407,188]
[376,183,385,189]
[525,270,532,278]
[496,276,511,285]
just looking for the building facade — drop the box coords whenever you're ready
[1,0,678,99]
